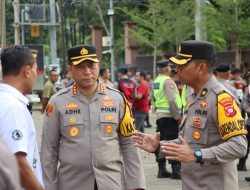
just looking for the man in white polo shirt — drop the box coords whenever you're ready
[0,46,44,190]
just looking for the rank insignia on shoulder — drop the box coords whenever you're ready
[99,83,105,94]
[119,98,137,137]
[72,84,77,96]
[46,103,54,117]
[217,92,247,140]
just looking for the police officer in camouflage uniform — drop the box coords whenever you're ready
[41,45,145,190]
[133,40,248,190]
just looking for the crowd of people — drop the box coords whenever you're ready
[0,40,250,190]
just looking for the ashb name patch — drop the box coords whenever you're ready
[217,92,247,140]
[219,119,247,140]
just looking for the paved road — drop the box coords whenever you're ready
[33,110,250,190]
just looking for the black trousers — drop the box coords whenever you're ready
[155,117,179,163]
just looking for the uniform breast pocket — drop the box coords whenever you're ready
[62,115,84,140]
[100,113,119,137]
[187,116,208,145]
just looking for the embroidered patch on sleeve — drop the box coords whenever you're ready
[119,97,137,137]
[218,92,247,140]
[46,103,54,117]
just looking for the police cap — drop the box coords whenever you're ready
[215,64,230,72]
[157,59,170,68]
[68,45,99,65]
[230,67,241,74]
[169,40,216,65]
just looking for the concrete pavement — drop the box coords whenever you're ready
[33,110,250,190]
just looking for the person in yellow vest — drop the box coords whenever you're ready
[152,59,182,179]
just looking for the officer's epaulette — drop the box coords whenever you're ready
[211,82,225,95]
[54,86,71,97]
[106,86,123,95]
[213,83,240,105]
[106,86,127,102]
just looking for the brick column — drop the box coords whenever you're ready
[123,21,140,67]
[91,26,103,66]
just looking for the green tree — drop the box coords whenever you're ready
[207,0,250,67]
[120,0,194,78]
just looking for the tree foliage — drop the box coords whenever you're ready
[119,0,194,77]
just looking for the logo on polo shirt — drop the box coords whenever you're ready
[12,130,23,141]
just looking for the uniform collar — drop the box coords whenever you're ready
[188,75,216,107]
[0,83,29,105]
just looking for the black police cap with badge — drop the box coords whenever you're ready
[169,40,216,65]
[214,63,231,72]
[68,45,99,65]
[157,59,170,68]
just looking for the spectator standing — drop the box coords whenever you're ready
[230,67,246,102]
[99,67,113,88]
[41,69,58,113]
[117,67,136,108]
[61,71,74,89]
[133,71,149,133]
[144,72,153,128]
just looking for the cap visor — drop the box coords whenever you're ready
[72,57,99,65]
[169,55,191,65]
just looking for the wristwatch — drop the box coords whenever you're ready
[194,149,203,164]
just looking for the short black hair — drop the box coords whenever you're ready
[138,71,146,79]
[118,67,128,75]
[1,45,34,77]
[99,67,108,76]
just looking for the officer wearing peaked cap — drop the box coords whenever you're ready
[133,40,247,190]
[41,44,145,190]
[214,63,238,100]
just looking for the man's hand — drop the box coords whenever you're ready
[161,135,196,163]
[132,132,160,153]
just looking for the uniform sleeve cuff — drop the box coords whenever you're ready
[201,148,215,162]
